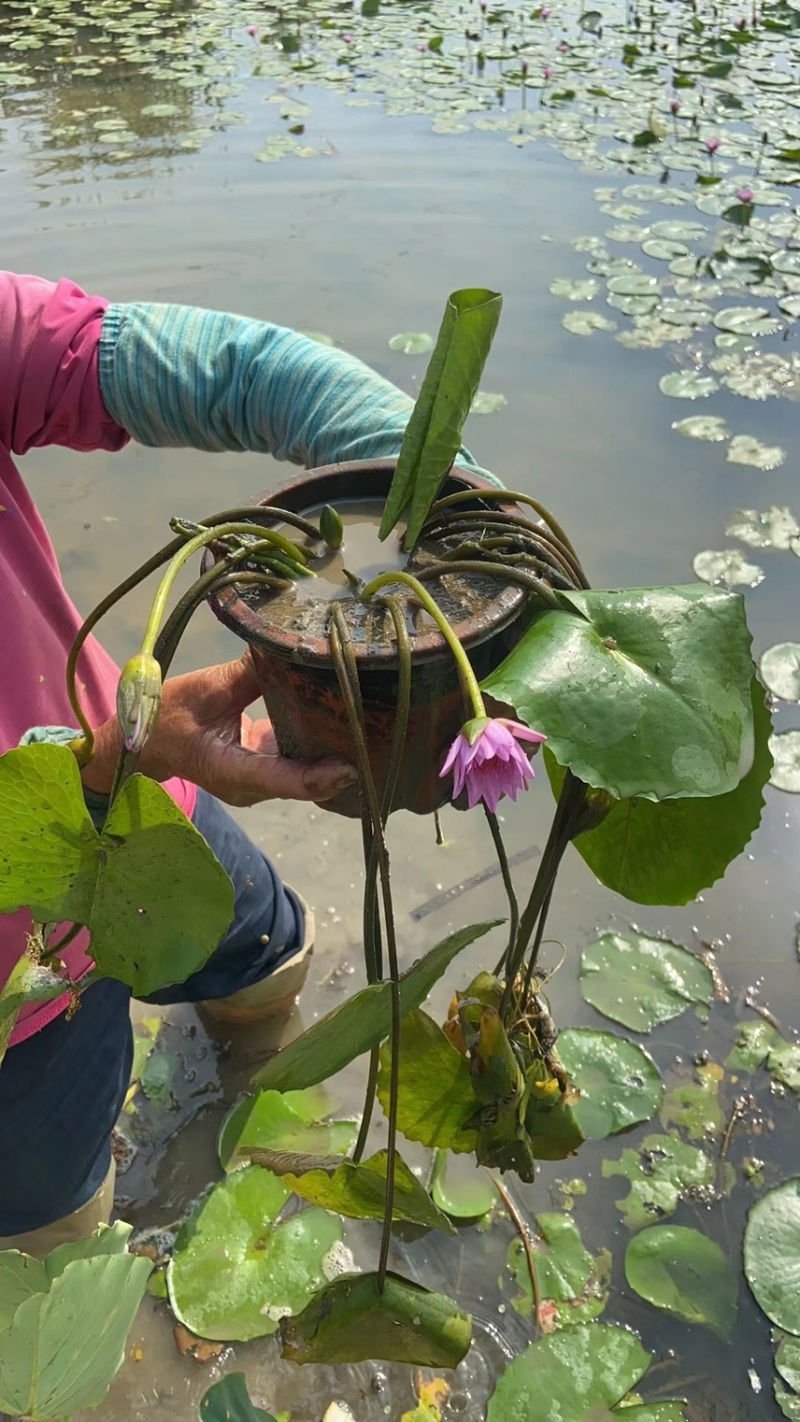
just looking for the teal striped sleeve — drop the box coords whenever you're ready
[98,302,501,485]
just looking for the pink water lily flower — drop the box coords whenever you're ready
[440,716,546,813]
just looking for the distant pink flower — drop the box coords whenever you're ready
[670,98,681,114]
[342,31,354,41]
[415,41,427,51]
[558,39,569,51]
[737,185,754,202]
[440,717,546,813]
[706,136,721,153]
[539,5,551,16]
[735,15,748,27]
[543,63,554,80]
[244,23,258,36]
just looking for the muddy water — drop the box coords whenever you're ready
[2,2,800,1418]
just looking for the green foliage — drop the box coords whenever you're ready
[252,922,498,1092]
[429,1150,497,1221]
[218,1088,357,1173]
[775,1335,800,1420]
[507,1212,610,1326]
[625,1225,738,1340]
[744,1179,800,1334]
[0,948,73,1068]
[0,1223,152,1419]
[200,1375,276,1422]
[546,680,772,905]
[167,1166,342,1341]
[660,1062,724,1141]
[482,585,754,801]
[603,1133,716,1231]
[558,1028,663,1140]
[251,1148,455,1233]
[0,746,234,997]
[579,932,714,1031]
[280,1271,472,1367]
[378,1009,479,1151]
[380,288,502,544]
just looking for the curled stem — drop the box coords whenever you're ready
[416,559,560,609]
[361,570,485,719]
[430,487,581,563]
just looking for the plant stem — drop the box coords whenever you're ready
[521,882,554,1003]
[416,559,561,609]
[40,921,82,962]
[361,570,486,719]
[492,1174,541,1337]
[484,807,519,975]
[423,507,587,589]
[430,487,581,563]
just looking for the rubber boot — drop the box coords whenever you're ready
[0,1160,116,1260]
[200,891,315,1026]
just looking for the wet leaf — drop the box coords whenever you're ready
[388,332,435,355]
[660,1062,724,1141]
[776,1336,800,1420]
[558,1028,663,1139]
[483,584,755,801]
[378,1009,479,1152]
[642,238,690,260]
[200,1375,276,1422]
[487,1322,654,1419]
[507,1212,610,1327]
[429,1150,495,1220]
[659,371,719,398]
[580,932,715,1031]
[140,1048,175,1103]
[562,310,618,334]
[0,950,71,1068]
[603,1133,716,1231]
[280,1272,471,1367]
[693,548,765,588]
[727,434,786,470]
[744,1180,800,1333]
[624,1225,738,1340]
[167,1167,342,1341]
[672,414,729,441]
[218,1088,357,1173]
[252,922,497,1092]
[546,680,772,905]
[260,1148,455,1233]
[769,731,800,791]
[726,1018,783,1073]
[726,505,800,549]
[550,277,599,300]
[761,643,800,702]
[714,305,783,335]
[470,390,507,414]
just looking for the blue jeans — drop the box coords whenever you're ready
[0,791,304,1234]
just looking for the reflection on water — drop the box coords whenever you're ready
[2,0,800,1417]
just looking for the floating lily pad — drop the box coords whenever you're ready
[660,1062,724,1142]
[727,434,786,469]
[693,548,765,588]
[607,273,659,297]
[167,1167,343,1341]
[507,1212,610,1326]
[470,390,507,414]
[642,238,690,261]
[726,1018,783,1073]
[659,371,719,399]
[624,1225,738,1341]
[561,310,618,335]
[603,1133,716,1231]
[429,1150,496,1220]
[714,305,783,336]
[744,1180,800,1333]
[672,415,730,441]
[388,332,435,355]
[549,277,599,301]
[558,1028,663,1140]
[580,932,714,1032]
[218,1088,357,1173]
[776,1336,800,1421]
[650,218,707,241]
[726,506,800,549]
[761,644,800,702]
[769,731,800,792]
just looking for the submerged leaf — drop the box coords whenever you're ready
[603,1133,716,1231]
[660,1063,724,1142]
[558,1028,663,1140]
[280,1272,472,1367]
[429,1151,496,1220]
[625,1225,738,1340]
[507,1212,610,1327]
[200,1375,276,1422]
[580,932,714,1031]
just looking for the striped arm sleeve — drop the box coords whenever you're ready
[98,301,500,485]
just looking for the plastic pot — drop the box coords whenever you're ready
[207,459,530,818]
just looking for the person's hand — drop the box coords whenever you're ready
[81,652,358,806]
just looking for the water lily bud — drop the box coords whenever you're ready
[116,653,162,754]
[319,503,344,550]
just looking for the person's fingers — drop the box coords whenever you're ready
[205,739,358,805]
[190,652,263,722]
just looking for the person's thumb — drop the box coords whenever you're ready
[208,738,358,805]
[203,651,264,718]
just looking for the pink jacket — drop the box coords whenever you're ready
[0,272,195,1044]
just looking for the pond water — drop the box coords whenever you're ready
[3,0,800,1416]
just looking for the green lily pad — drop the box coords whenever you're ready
[693,548,765,588]
[744,1180,800,1333]
[769,731,800,791]
[727,434,786,469]
[607,273,659,296]
[167,1167,343,1341]
[603,1133,716,1231]
[769,1041,800,1092]
[280,1272,472,1367]
[624,1225,738,1341]
[470,390,507,414]
[200,1376,276,1422]
[487,1322,659,1420]
[580,932,715,1032]
[562,310,618,335]
[218,1088,357,1173]
[558,1028,663,1140]
[761,644,800,702]
[642,238,690,260]
[726,505,800,549]
[429,1150,496,1220]
[776,1336,800,1420]
[672,414,730,441]
[650,218,707,241]
[388,332,434,354]
[660,1062,724,1141]
[507,1212,610,1326]
[549,277,599,300]
[726,1019,783,1073]
[714,305,784,336]
[659,371,719,398]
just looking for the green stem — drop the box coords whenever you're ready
[484,807,520,976]
[360,570,485,719]
[416,560,561,609]
[430,487,581,562]
[41,921,83,963]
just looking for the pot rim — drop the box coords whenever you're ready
[206,458,528,669]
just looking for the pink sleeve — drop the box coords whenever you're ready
[0,271,130,456]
